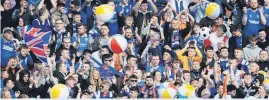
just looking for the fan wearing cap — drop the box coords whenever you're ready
[1,28,18,69]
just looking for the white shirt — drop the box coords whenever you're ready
[169,0,191,14]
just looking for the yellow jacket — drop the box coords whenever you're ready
[176,47,203,71]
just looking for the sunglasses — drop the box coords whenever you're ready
[105,59,112,62]
[131,80,137,82]
[100,86,105,88]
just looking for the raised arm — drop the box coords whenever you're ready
[148,0,158,14]
[132,0,143,12]
[36,0,45,10]
[242,7,248,25]
[259,6,266,25]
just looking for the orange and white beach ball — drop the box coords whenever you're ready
[108,34,128,54]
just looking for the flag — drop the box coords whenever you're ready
[25,27,51,44]
[25,27,51,52]
[24,34,47,64]
[19,25,33,39]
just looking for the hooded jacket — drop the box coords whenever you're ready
[15,70,36,97]
[243,44,262,61]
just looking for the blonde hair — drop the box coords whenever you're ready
[89,69,102,91]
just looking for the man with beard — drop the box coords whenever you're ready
[242,0,266,37]
[139,75,158,98]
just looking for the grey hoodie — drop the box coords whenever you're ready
[243,44,262,61]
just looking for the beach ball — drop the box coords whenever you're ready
[178,84,195,98]
[108,34,128,54]
[205,3,221,19]
[50,84,69,99]
[264,78,269,94]
[158,82,177,98]
[94,4,114,23]
[199,27,211,40]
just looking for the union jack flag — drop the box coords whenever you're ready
[25,27,51,44]
[24,34,47,64]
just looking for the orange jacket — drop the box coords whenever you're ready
[176,47,203,71]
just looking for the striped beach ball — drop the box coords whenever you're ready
[94,4,114,23]
[109,34,128,54]
[158,82,177,98]
[50,84,69,99]
[205,3,221,19]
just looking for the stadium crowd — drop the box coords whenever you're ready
[2,0,269,99]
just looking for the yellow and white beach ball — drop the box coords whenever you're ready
[50,84,69,99]
[94,4,115,23]
[205,3,221,19]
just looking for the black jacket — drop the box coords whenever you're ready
[228,35,248,57]
[14,70,36,97]
[257,60,269,71]
[164,22,191,48]
[53,71,66,84]
[237,84,258,98]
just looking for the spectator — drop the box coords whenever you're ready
[12,0,35,27]
[257,50,269,70]
[14,70,36,97]
[219,47,229,71]
[1,28,18,69]
[257,28,269,49]
[1,70,9,91]
[72,23,93,52]
[189,0,208,23]
[6,57,22,82]
[3,78,18,98]
[205,25,229,52]
[55,37,76,61]
[176,40,202,71]
[32,7,52,32]
[146,54,165,73]
[129,86,139,98]
[97,54,121,80]
[237,73,258,98]
[243,34,262,61]
[51,18,70,52]
[53,62,74,84]
[67,11,81,36]
[18,44,33,70]
[140,75,158,98]
[242,0,266,36]
[228,25,248,56]
[51,2,70,26]
[201,46,215,69]
[132,0,158,37]
[1,0,16,29]
[69,0,87,26]
[107,1,120,36]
